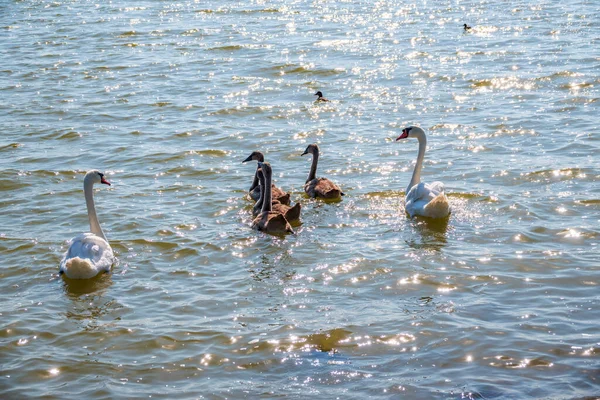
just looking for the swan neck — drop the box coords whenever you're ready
[307,152,319,183]
[408,133,427,193]
[84,179,107,241]
[262,170,273,213]
[255,171,265,211]
[249,165,260,191]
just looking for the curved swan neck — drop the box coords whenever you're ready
[84,178,107,241]
[307,151,319,183]
[255,169,265,211]
[408,131,427,193]
[262,167,273,213]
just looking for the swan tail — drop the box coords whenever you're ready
[319,188,343,199]
[285,202,302,222]
[60,257,99,279]
[424,192,451,219]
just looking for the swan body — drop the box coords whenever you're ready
[59,170,115,279]
[242,151,290,205]
[60,233,114,279]
[302,144,344,200]
[396,127,451,219]
[252,162,294,234]
[253,167,302,222]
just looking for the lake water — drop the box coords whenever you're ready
[1,0,599,398]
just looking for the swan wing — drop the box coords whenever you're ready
[405,182,428,204]
[405,182,450,218]
[406,181,445,202]
[427,181,446,196]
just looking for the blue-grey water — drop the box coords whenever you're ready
[1,0,599,398]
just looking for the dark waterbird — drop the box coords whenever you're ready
[251,162,295,234]
[242,151,290,205]
[301,144,344,200]
[314,91,330,102]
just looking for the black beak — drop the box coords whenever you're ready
[242,155,253,163]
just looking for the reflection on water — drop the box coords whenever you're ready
[405,215,449,251]
[61,273,113,298]
[61,275,123,333]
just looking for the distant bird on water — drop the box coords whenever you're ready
[314,91,330,102]
[463,23,472,31]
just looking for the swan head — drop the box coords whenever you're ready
[242,151,265,163]
[301,143,320,156]
[257,161,272,176]
[396,126,425,141]
[314,91,323,97]
[84,170,111,186]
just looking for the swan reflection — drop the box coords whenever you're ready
[405,215,450,251]
[62,272,113,297]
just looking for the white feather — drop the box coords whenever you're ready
[60,233,114,279]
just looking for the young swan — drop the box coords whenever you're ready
[242,150,290,205]
[396,126,451,219]
[314,91,329,102]
[252,162,295,234]
[253,168,302,222]
[301,144,344,200]
[59,170,115,279]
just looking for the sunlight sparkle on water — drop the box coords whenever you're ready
[399,274,420,285]
[518,359,530,368]
[437,286,456,293]
[560,229,581,238]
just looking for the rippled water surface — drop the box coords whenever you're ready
[1,0,599,398]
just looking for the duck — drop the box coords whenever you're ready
[59,170,115,279]
[396,126,451,219]
[252,162,295,234]
[253,167,302,222]
[242,151,290,205]
[301,143,344,200]
[463,23,472,31]
[314,91,330,102]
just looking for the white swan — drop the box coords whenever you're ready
[59,170,115,279]
[396,126,451,219]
